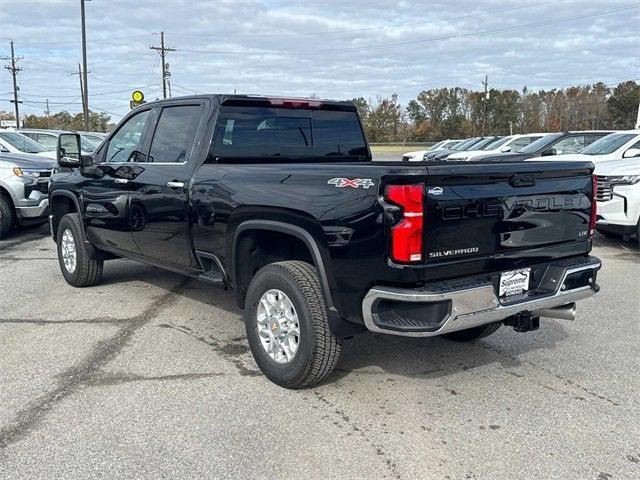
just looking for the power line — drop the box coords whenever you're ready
[174,5,637,56]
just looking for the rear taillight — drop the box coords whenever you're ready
[589,175,597,236]
[385,184,424,263]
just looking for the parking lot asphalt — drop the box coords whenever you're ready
[0,225,639,480]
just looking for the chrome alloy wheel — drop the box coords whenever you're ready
[60,228,77,273]
[256,289,300,364]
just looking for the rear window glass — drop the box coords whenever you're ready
[212,106,367,160]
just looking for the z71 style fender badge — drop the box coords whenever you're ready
[328,178,375,189]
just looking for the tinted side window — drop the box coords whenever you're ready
[312,110,367,156]
[212,106,366,160]
[105,110,150,163]
[552,135,585,154]
[37,134,58,150]
[148,105,202,163]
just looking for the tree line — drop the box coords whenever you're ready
[0,110,112,132]
[353,80,640,143]
[1,80,638,140]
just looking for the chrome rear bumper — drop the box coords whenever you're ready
[362,257,601,337]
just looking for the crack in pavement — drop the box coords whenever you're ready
[0,317,135,326]
[156,323,261,377]
[0,278,191,451]
[86,371,227,386]
[311,390,403,479]
[476,343,621,407]
[0,232,49,251]
[0,257,56,261]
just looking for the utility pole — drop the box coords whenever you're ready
[150,32,175,99]
[45,99,51,129]
[480,75,489,137]
[77,63,86,117]
[80,0,90,130]
[509,121,513,135]
[2,41,23,128]
[635,101,640,129]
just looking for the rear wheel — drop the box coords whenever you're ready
[244,261,342,389]
[56,213,103,287]
[442,322,502,342]
[0,194,16,239]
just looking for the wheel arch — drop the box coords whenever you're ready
[49,191,83,241]
[230,219,335,312]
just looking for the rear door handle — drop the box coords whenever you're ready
[114,178,129,184]
[167,181,185,189]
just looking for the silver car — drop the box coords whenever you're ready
[0,152,55,238]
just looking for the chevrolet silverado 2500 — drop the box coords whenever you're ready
[48,95,601,388]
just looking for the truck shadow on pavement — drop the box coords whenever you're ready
[99,260,571,384]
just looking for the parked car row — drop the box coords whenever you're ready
[0,128,107,238]
[0,128,105,158]
[401,129,640,242]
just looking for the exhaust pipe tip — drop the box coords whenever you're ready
[533,303,576,321]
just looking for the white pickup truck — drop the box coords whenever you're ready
[594,156,640,240]
[553,130,640,163]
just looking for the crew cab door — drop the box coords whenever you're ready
[82,108,153,253]
[128,102,205,269]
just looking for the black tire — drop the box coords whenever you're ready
[0,194,16,239]
[56,213,103,287]
[442,322,502,342]
[244,261,342,389]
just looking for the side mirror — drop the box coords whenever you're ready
[541,148,556,157]
[623,148,640,158]
[0,146,9,153]
[57,133,92,167]
[500,145,511,153]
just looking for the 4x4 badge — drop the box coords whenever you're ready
[328,178,375,189]
[428,186,443,196]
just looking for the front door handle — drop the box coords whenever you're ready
[114,178,129,184]
[167,181,185,189]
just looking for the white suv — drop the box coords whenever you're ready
[402,139,461,161]
[555,130,640,163]
[594,157,640,240]
[447,133,547,161]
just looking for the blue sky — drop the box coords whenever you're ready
[1,0,638,121]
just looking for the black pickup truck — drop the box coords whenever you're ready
[49,95,601,388]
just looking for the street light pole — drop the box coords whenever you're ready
[80,0,90,130]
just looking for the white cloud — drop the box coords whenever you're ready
[0,0,637,120]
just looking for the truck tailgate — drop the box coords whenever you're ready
[422,161,594,267]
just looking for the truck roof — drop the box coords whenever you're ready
[137,94,357,110]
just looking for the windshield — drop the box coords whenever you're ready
[82,134,105,144]
[429,140,446,150]
[452,138,478,150]
[471,137,498,150]
[483,136,511,149]
[519,133,563,153]
[581,133,637,155]
[0,131,47,153]
[480,137,504,150]
[80,136,99,152]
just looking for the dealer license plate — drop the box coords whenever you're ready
[499,268,531,297]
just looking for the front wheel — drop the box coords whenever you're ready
[56,213,103,287]
[244,261,342,389]
[0,194,16,239]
